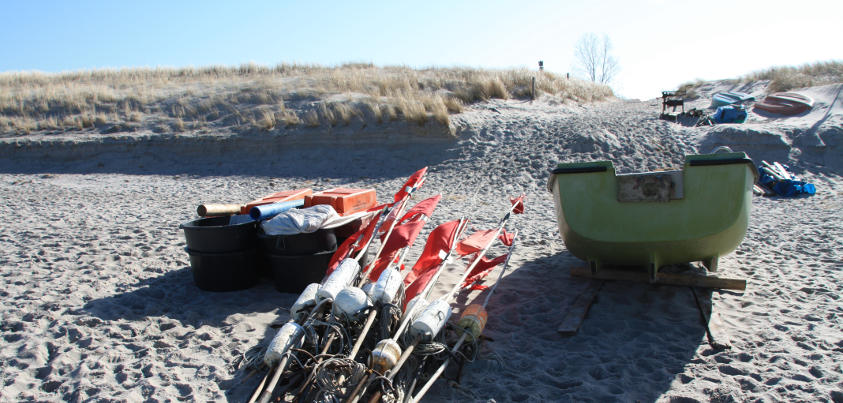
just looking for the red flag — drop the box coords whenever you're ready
[365,251,399,282]
[393,167,428,203]
[499,228,515,246]
[461,253,508,289]
[378,220,426,259]
[377,203,402,237]
[403,266,438,310]
[326,210,382,275]
[378,194,441,254]
[404,220,463,285]
[363,194,441,281]
[397,194,441,224]
[378,193,439,238]
[511,195,525,214]
[328,236,357,276]
[455,229,497,257]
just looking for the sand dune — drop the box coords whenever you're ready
[0,83,841,402]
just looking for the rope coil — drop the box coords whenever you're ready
[312,357,368,401]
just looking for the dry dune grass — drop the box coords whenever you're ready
[678,60,843,98]
[745,60,843,93]
[0,63,613,136]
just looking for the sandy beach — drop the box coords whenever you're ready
[1,81,841,402]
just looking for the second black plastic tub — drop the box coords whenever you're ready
[265,247,336,293]
[256,229,337,256]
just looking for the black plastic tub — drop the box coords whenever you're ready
[257,229,337,256]
[333,217,365,240]
[185,247,260,292]
[265,247,336,293]
[180,215,257,253]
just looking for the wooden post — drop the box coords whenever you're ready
[531,77,536,100]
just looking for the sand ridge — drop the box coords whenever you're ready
[0,88,841,401]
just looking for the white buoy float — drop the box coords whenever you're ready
[332,287,372,322]
[290,283,320,322]
[369,266,403,305]
[408,299,451,343]
[263,322,305,367]
[317,258,360,303]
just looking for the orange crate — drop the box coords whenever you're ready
[304,188,376,216]
[240,188,312,215]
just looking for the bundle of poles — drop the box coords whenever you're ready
[245,167,524,403]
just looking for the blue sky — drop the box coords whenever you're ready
[2,0,841,99]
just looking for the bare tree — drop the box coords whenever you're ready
[574,33,619,84]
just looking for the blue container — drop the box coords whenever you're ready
[249,200,304,221]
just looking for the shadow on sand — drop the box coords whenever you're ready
[0,133,460,177]
[449,251,718,402]
[81,267,300,399]
[81,267,294,328]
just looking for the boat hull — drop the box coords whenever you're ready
[754,92,813,115]
[547,153,756,277]
[711,91,755,108]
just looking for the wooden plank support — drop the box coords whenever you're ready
[557,281,603,335]
[707,311,731,348]
[691,287,731,350]
[570,266,746,291]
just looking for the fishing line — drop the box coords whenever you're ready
[240,344,267,371]
[285,349,308,371]
[313,357,367,397]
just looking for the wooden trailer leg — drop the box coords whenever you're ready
[589,259,600,275]
[648,255,661,283]
[702,256,719,272]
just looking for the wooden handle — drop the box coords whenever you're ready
[196,204,242,217]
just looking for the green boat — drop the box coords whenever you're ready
[546,152,757,280]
